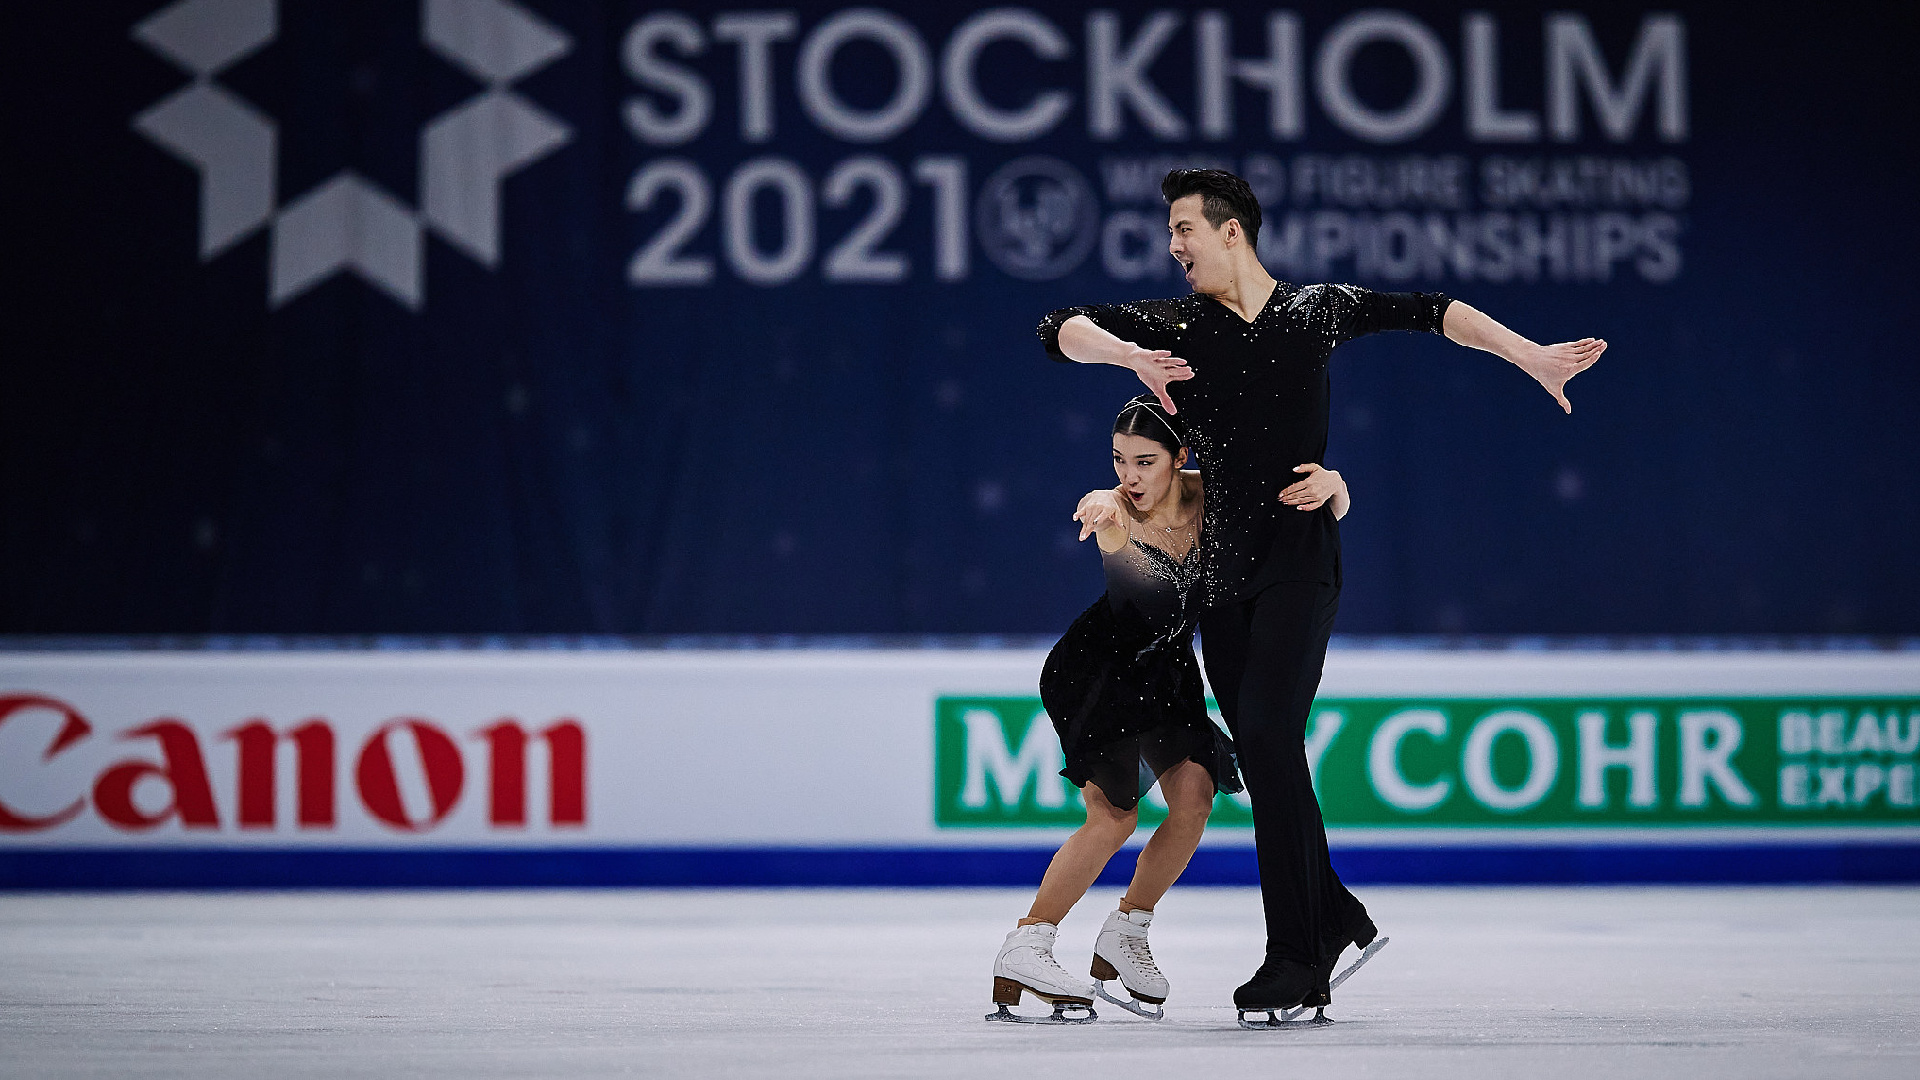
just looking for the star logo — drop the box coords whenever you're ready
[131,0,571,310]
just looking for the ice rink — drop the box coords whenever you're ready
[2,885,1916,1078]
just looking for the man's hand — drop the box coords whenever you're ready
[1072,489,1127,541]
[1279,464,1343,512]
[1125,345,1193,413]
[1513,338,1607,414]
[1440,302,1605,414]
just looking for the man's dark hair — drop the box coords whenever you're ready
[1161,168,1261,250]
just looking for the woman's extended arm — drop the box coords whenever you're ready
[1279,463,1350,520]
[1073,487,1131,552]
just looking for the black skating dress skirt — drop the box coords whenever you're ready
[1040,511,1243,811]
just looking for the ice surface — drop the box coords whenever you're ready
[2,886,1916,1078]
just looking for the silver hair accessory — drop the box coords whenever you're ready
[1118,399,1184,447]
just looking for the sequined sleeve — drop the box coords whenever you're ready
[1296,284,1453,344]
[1037,299,1189,362]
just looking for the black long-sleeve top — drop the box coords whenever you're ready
[1040,283,1452,605]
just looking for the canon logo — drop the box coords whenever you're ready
[0,693,585,834]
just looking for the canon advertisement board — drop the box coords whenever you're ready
[4,651,1917,885]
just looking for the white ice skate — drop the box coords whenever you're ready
[986,922,1098,1024]
[1237,936,1390,1029]
[1089,908,1167,1020]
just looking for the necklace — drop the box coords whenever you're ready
[1125,477,1201,547]
[1137,500,1198,538]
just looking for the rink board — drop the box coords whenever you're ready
[2,650,1917,886]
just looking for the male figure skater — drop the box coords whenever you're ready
[1037,169,1603,1015]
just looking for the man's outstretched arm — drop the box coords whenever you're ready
[1054,314,1195,413]
[1442,301,1606,414]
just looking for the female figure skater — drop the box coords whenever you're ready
[988,395,1350,1023]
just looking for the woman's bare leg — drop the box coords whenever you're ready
[1120,760,1215,911]
[1021,782,1138,925]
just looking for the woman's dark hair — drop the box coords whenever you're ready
[1112,395,1185,455]
[1161,168,1262,250]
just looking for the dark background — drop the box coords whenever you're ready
[2,1,1915,636]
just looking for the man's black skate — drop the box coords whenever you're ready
[1236,937,1390,1029]
[1233,955,1320,1028]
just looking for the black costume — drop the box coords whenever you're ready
[1040,487,1242,810]
[1040,283,1451,969]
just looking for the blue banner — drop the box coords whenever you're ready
[1,2,1914,634]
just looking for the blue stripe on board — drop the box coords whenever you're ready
[2,845,1917,889]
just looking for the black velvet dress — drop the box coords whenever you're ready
[1040,493,1243,811]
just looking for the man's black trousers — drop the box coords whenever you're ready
[1200,579,1371,965]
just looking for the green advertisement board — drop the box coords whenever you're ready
[933,696,1920,829]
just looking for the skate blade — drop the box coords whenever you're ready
[986,1002,1098,1024]
[1237,1006,1333,1029]
[1327,935,1389,995]
[1092,981,1165,1021]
